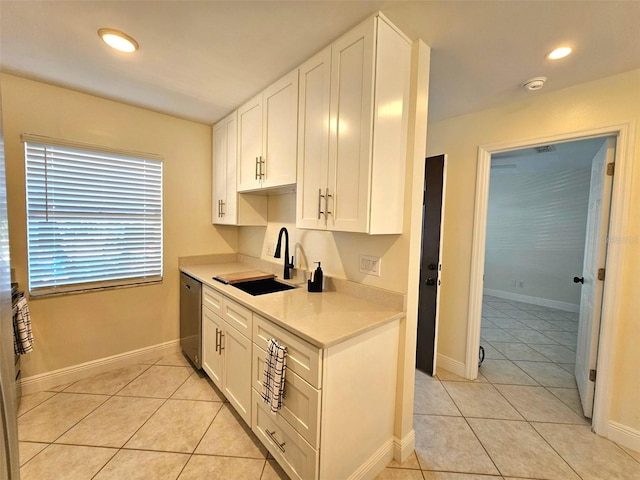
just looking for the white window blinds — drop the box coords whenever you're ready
[23,137,163,296]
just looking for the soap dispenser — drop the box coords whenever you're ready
[307,262,323,293]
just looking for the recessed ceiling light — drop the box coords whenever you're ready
[547,46,573,60]
[98,28,139,53]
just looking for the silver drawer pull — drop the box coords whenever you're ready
[318,188,325,219]
[265,429,286,452]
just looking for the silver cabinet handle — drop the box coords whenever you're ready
[265,429,286,452]
[325,188,333,217]
[255,156,260,180]
[219,331,224,353]
[215,328,220,352]
[259,155,265,180]
[318,188,325,219]
[220,200,225,217]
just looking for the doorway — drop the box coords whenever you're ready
[464,125,631,434]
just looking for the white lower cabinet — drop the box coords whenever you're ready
[201,285,400,480]
[251,314,400,480]
[252,389,318,480]
[202,304,224,387]
[201,286,252,425]
[222,322,252,423]
[252,345,320,448]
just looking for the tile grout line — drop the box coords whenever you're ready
[481,298,587,480]
[434,373,503,477]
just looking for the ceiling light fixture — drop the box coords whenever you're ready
[98,28,139,53]
[547,46,573,60]
[521,77,547,92]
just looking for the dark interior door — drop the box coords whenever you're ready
[416,155,446,375]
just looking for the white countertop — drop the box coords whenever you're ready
[180,262,404,349]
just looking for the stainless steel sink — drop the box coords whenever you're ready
[231,278,297,296]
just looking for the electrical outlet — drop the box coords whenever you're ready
[518,281,524,288]
[266,241,275,256]
[359,254,381,276]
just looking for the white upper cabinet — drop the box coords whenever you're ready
[296,47,332,230]
[238,70,299,192]
[296,13,411,234]
[212,112,237,225]
[212,111,267,226]
[237,95,263,192]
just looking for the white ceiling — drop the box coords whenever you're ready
[1,1,639,125]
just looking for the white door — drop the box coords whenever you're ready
[212,121,227,224]
[202,305,224,390]
[296,47,331,230]
[237,94,263,192]
[223,112,238,223]
[575,137,615,418]
[262,70,299,189]
[222,323,252,425]
[328,17,375,233]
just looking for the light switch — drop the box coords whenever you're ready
[359,255,381,276]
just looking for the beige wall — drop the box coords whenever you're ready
[236,192,412,293]
[427,69,640,431]
[2,74,237,377]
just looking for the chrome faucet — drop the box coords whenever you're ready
[274,227,294,280]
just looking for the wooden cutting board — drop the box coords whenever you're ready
[213,270,275,284]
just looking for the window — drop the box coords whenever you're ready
[23,135,163,296]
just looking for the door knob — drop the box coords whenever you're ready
[425,278,436,286]
[573,276,584,284]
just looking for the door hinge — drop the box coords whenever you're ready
[606,162,615,176]
[597,268,606,281]
[589,369,597,382]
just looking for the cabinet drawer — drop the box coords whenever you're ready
[253,315,322,388]
[253,345,320,447]
[252,389,318,480]
[223,298,253,338]
[202,285,223,316]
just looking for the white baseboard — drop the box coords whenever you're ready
[349,437,394,480]
[483,288,579,313]
[437,353,466,378]
[20,339,182,396]
[393,430,416,464]
[607,421,640,454]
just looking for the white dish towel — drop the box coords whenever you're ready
[261,338,287,413]
[14,297,34,355]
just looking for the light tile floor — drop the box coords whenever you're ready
[18,352,287,480]
[401,296,640,480]
[17,297,640,479]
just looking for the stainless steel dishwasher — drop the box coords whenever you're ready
[180,272,202,369]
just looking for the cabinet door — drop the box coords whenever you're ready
[262,69,299,189]
[329,16,375,233]
[213,112,239,225]
[296,47,331,230]
[237,94,263,192]
[212,121,227,224]
[202,305,224,389]
[222,112,238,224]
[222,324,252,425]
